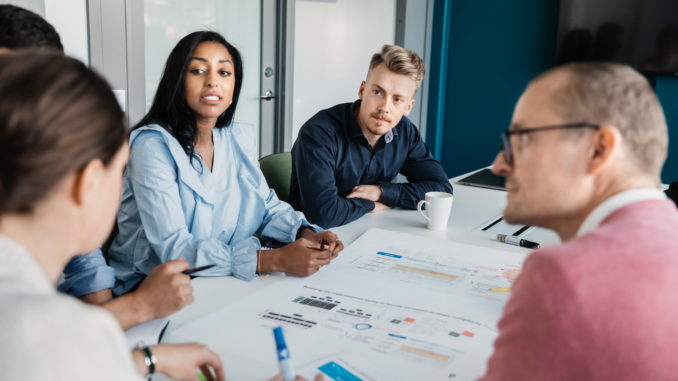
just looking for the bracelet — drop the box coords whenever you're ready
[136,343,157,375]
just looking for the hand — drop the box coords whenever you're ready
[346,184,382,202]
[371,201,390,213]
[299,229,344,260]
[134,257,194,320]
[145,343,225,381]
[270,374,324,381]
[260,238,333,276]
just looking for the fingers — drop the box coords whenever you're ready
[199,365,214,381]
[346,185,365,199]
[199,347,225,381]
[315,374,325,381]
[346,189,367,199]
[284,236,343,276]
[346,185,380,201]
[300,237,323,250]
[332,240,344,258]
[161,256,191,273]
[322,231,338,244]
[270,376,284,381]
[311,256,331,267]
[312,248,332,260]
[320,231,341,258]
[177,284,195,308]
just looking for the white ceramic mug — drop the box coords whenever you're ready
[417,192,454,231]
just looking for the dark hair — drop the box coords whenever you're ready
[133,31,243,161]
[0,5,63,51]
[0,50,126,214]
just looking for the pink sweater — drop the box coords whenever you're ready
[481,199,678,380]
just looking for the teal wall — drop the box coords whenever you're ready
[656,77,678,181]
[428,0,678,183]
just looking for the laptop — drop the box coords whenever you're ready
[456,168,506,191]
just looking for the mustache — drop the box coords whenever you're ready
[371,112,392,123]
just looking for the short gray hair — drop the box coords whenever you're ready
[537,62,668,177]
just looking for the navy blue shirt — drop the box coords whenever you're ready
[290,100,453,228]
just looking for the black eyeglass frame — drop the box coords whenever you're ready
[500,122,599,165]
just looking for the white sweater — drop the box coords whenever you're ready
[0,235,142,381]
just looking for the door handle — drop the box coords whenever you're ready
[260,89,275,101]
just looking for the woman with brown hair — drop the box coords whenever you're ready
[0,50,223,380]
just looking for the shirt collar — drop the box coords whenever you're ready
[348,100,399,144]
[576,188,667,237]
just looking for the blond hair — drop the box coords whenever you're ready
[369,44,425,89]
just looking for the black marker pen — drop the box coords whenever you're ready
[496,234,540,249]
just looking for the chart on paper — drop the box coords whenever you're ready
[170,229,527,380]
[344,246,521,303]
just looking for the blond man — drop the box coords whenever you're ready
[290,44,452,228]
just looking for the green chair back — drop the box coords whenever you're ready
[259,152,292,203]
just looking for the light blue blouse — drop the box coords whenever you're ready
[108,123,311,295]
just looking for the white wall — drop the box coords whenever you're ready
[44,0,89,64]
[9,0,43,15]
[9,0,89,64]
[292,0,396,139]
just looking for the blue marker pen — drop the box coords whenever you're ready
[273,326,296,381]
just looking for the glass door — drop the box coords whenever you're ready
[142,0,263,144]
[89,0,276,156]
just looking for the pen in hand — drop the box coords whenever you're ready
[182,264,215,275]
[307,240,328,251]
[496,234,540,249]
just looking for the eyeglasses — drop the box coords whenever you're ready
[500,122,599,165]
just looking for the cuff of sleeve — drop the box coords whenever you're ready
[57,251,116,297]
[355,197,376,212]
[379,182,399,206]
[229,236,261,281]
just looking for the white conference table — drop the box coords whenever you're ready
[154,169,560,380]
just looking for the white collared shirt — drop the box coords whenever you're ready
[576,188,667,237]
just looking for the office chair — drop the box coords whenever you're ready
[259,152,292,203]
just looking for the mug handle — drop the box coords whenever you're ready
[417,200,430,223]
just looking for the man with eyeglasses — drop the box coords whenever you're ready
[480,62,678,380]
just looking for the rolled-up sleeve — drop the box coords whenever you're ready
[57,249,115,297]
